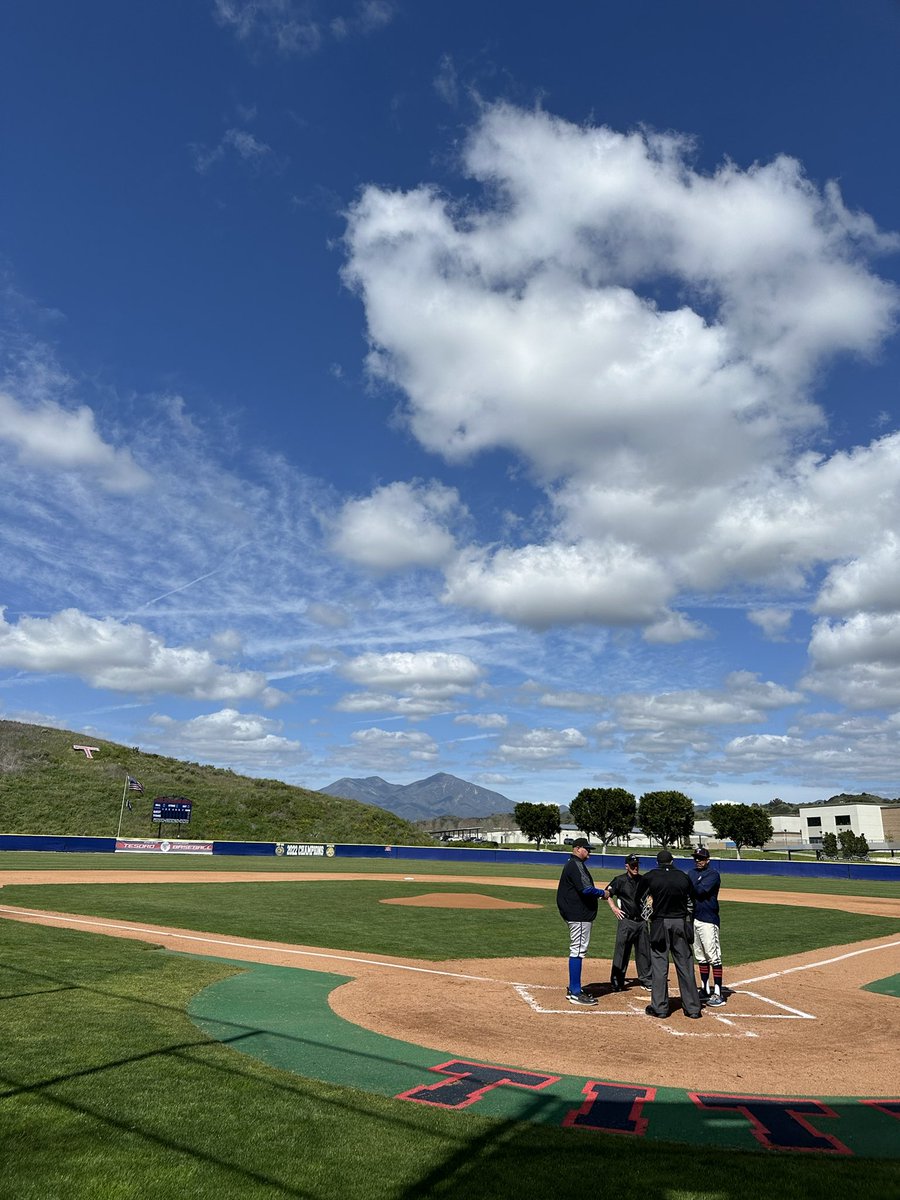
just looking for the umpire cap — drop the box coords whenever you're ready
[625,854,640,866]
[572,837,592,850]
[656,849,673,865]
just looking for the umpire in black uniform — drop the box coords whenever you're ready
[639,849,702,1019]
[605,854,651,991]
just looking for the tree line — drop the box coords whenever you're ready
[514,788,774,858]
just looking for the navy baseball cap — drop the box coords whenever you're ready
[625,854,640,866]
[572,837,592,850]
[692,847,710,860]
[656,849,673,865]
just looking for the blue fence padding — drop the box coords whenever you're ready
[337,845,899,881]
[0,834,116,853]
[336,843,395,857]
[391,844,513,863]
[2,834,897,880]
[212,841,276,856]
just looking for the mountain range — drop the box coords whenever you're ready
[318,772,514,822]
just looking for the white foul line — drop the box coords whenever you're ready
[730,939,900,988]
[736,989,814,1019]
[2,906,895,1011]
[0,906,524,986]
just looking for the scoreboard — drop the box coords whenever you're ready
[152,797,192,824]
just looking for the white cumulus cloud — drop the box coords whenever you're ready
[344,104,899,635]
[497,726,587,763]
[149,708,304,763]
[0,392,149,492]
[0,608,285,706]
[340,650,482,696]
[347,725,439,768]
[332,480,464,570]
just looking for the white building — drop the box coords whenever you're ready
[766,814,803,846]
[800,801,893,846]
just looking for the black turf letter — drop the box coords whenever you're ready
[397,1059,559,1109]
[692,1093,850,1153]
[563,1082,655,1135]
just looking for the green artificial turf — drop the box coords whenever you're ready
[2,878,897,966]
[1,920,897,1199]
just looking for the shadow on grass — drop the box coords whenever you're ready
[0,957,443,1086]
[0,956,600,1199]
[0,955,894,1200]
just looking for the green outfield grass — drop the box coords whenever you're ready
[1,919,896,1200]
[1,848,898,897]
[2,878,898,965]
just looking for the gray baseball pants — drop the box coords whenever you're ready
[647,917,702,1017]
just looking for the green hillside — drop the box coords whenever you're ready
[0,720,434,846]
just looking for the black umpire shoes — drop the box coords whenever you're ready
[644,1005,669,1019]
[684,1011,702,1019]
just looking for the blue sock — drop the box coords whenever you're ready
[568,957,582,993]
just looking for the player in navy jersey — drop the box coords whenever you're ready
[687,846,725,1006]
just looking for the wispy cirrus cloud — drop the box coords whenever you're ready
[191,127,277,175]
[212,0,396,57]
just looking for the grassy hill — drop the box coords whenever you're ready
[0,720,435,845]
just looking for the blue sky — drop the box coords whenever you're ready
[2,1,900,809]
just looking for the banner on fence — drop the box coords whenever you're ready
[115,838,213,855]
[274,842,334,857]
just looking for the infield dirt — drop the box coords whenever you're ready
[1,868,898,1099]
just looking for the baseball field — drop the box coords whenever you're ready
[1,851,898,1199]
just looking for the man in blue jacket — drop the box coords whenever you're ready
[556,838,607,1005]
[688,846,725,1006]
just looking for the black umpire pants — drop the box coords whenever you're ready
[610,917,651,987]
[648,917,702,1017]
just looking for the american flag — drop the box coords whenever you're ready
[126,775,144,794]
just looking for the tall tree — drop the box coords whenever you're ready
[637,790,695,848]
[709,803,774,859]
[513,802,561,851]
[569,787,636,849]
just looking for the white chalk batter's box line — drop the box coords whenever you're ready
[512,983,814,1020]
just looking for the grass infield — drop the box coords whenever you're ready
[1,878,898,964]
[1,920,897,1199]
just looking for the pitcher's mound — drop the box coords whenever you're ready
[380,892,541,910]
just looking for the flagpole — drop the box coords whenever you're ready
[116,775,128,840]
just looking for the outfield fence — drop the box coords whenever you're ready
[1,832,899,881]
